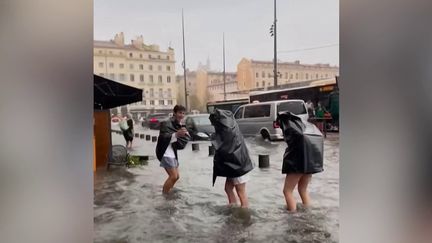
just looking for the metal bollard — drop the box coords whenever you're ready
[208,145,215,156]
[146,135,151,141]
[192,143,199,151]
[140,134,145,139]
[259,154,270,168]
[152,136,157,142]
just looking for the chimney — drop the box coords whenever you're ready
[113,32,124,47]
[132,35,144,50]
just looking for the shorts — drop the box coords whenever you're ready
[227,172,250,185]
[160,156,179,168]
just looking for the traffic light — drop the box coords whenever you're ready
[269,24,274,37]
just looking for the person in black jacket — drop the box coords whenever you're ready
[277,111,324,212]
[209,109,253,208]
[155,105,189,194]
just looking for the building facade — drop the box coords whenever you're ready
[237,58,339,91]
[206,71,247,102]
[94,32,177,117]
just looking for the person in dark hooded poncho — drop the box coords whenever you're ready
[209,109,253,208]
[155,105,190,194]
[276,111,324,212]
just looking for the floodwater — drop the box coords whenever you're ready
[94,127,339,242]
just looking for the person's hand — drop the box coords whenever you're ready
[176,127,188,137]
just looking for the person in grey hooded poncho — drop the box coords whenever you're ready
[209,109,253,208]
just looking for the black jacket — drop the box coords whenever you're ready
[155,118,189,161]
[277,112,324,174]
[209,109,253,186]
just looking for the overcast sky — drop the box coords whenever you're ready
[94,0,339,74]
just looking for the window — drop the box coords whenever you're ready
[167,88,172,96]
[290,73,293,79]
[167,56,170,60]
[129,53,133,58]
[296,73,299,79]
[268,73,271,78]
[139,54,143,58]
[149,54,152,59]
[285,73,288,79]
[168,100,173,105]
[149,65,153,71]
[109,73,115,79]
[140,75,144,82]
[130,74,135,81]
[256,73,259,78]
[119,63,124,69]
[262,71,265,78]
[109,63,114,68]
[129,64,134,69]
[158,65,162,71]
[139,64,143,70]
[98,50,103,54]
[268,82,271,86]
[277,101,306,115]
[98,62,104,68]
[149,75,154,82]
[244,105,270,118]
[158,55,161,59]
[256,82,259,87]
[150,88,154,97]
[119,73,125,81]
[234,107,244,119]
[158,75,162,83]
[150,100,155,105]
[306,73,309,79]
[159,88,163,97]
[159,100,164,105]
[167,65,171,71]
[167,76,171,83]
[325,73,328,78]
[262,81,265,87]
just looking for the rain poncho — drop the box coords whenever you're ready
[277,111,324,174]
[155,118,190,161]
[209,109,253,186]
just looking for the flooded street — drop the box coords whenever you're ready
[94,126,339,242]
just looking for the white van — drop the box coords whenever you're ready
[233,99,309,141]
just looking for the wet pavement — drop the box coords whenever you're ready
[94,125,339,242]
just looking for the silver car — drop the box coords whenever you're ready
[233,100,309,141]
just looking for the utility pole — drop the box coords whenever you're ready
[223,33,226,101]
[182,9,188,110]
[273,0,278,88]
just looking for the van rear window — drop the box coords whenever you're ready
[277,101,306,115]
[244,104,270,118]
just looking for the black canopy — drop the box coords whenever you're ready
[94,75,143,110]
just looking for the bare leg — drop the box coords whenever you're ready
[298,174,312,207]
[234,183,249,208]
[162,168,179,194]
[224,179,238,205]
[283,174,302,212]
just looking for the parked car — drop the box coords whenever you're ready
[185,114,214,141]
[144,113,170,129]
[233,100,309,141]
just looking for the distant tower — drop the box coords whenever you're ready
[206,56,211,70]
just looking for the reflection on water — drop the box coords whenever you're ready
[94,133,339,243]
